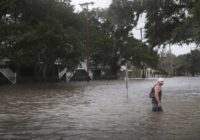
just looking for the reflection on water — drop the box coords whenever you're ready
[0,77,200,140]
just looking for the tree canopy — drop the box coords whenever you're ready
[142,0,200,46]
[1,0,199,81]
[0,0,83,78]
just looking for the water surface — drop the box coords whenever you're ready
[0,77,200,140]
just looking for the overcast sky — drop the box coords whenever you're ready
[71,0,194,56]
[71,0,112,11]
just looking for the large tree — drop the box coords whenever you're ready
[175,50,200,76]
[143,0,199,46]
[85,4,158,76]
[107,0,158,72]
[88,9,117,75]
[0,0,83,78]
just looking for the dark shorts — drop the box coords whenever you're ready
[152,104,163,112]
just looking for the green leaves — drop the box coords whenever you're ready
[0,0,82,75]
[143,0,199,46]
[175,50,200,76]
[87,5,158,75]
[0,0,161,79]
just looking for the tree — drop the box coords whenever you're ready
[158,51,176,76]
[143,0,200,46]
[0,0,83,79]
[174,49,200,76]
[86,6,158,77]
[189,0,200,44]
[107,0,158,74]
[82,8,119,76]
[188,50,200,76]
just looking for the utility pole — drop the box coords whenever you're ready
[79,2,94,81]
[136,27,144,42]
[125,61,129,98]
[169,44,173,76]
[136,27,145,78]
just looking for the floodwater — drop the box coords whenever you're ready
[0,77,200,140]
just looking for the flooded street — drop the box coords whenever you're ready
[0,77,200,140]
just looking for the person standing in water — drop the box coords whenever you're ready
[151,78,164,112]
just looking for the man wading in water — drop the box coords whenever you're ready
[150,78,164,112]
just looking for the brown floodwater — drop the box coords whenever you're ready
[0,77,200,140]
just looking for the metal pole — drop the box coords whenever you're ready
[136,27,144,42]
[126,62,129,98]
[79,2,94,81]
[86,5,89,74]
[136,27,146,78]
[169,44,173,76]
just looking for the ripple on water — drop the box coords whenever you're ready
[0,77,200,140]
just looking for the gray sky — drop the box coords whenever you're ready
[71,0,194,56]
[71,0,112,11]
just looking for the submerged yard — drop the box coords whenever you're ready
[0,77,200,140]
